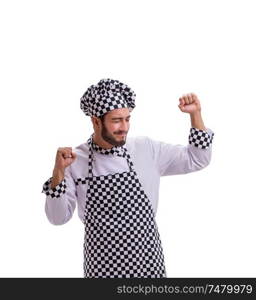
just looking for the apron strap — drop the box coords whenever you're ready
[87,143,134,178]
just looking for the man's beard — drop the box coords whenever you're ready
[101,122,127,147]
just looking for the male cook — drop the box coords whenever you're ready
[42,78,214,278]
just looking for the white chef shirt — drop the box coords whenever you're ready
[42,127,214,225]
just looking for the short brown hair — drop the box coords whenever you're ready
[99,113,107,123]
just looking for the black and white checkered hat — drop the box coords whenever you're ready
[80,78,136,117]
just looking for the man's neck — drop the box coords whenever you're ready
[92,133,113,149]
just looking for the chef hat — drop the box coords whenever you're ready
[80,78,136,117]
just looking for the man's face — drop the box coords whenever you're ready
[100,108,131,147]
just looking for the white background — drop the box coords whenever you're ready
[0,0,255,277]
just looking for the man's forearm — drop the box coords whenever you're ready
[50,169,65,189]
[190,111,207,131]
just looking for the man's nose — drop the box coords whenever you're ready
[120,120,129,132]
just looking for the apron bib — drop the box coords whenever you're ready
[83,136,167,278]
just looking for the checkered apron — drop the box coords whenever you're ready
[83,137,167,278]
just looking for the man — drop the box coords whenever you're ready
[42,78,214,278]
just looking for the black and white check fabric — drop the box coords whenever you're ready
[189,127,214,149]
[83,136,166,278]
[80,78,136,117]
[41,177,66,198]
[90,136,126,157]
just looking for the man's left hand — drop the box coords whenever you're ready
[178,93,201,114]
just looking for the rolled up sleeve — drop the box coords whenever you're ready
[148,127,214,176]
[41,165,77,225]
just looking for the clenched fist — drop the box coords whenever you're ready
[178,93,201,114]
[50,147,77,189]
[53,147,77,172]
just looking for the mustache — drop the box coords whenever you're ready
[114,131,127,135]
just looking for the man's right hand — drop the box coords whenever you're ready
[50,147,77,189]
[54,147,77,171]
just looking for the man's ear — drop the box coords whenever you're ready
[91,116,101,128]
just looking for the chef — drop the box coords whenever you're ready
[42,78,214,278]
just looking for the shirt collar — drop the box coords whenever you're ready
[87,134,126,157]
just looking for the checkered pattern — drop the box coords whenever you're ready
[83,136,166,278]
[41,177,66,198]
[87,135,125,157]
[189,127,214,149]
[80,78,136,117]
[75,177,89,186]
